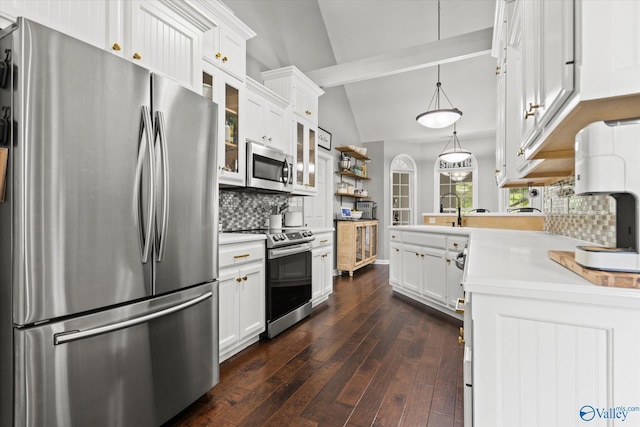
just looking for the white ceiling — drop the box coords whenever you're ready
[221,0,497,145]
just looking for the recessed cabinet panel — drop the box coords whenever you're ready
[129,1,202,89]
[0,0,118,53]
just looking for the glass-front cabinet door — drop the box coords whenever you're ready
[218,72,245,186]
[355,225,364,264]
[292,117,317,195]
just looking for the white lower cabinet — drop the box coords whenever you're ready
[311,232,333,306]
[391,229,467,319]
[471,291,640,427]
[389,241,401,286]
[218,240,265,362]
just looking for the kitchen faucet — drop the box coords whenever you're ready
[440,193,462,227]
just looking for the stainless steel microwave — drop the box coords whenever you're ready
[246,141,293,192]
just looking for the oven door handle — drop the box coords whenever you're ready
[269,242,313,259]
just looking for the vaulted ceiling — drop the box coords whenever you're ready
[222,0,497,145]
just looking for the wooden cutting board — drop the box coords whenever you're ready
[548,250,640,289]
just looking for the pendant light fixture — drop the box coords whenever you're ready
[416,0,462,129]
[439,124,471,163]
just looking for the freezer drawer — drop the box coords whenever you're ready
[13,282,218,427]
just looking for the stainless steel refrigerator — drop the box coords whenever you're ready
[0,18,219,426]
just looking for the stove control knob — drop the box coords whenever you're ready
[306,231,313,237]
[272,235,279,242]
[279,234,286,241]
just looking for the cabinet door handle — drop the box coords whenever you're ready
[234,253,250,259]
[235,277,242,283]
[133,52,142,60]
[524,110,535,119]
[446,259,451,264]
[394,248,399,252]
[215,52,222,59]
[112,43,121,51]
[517,148,525,157]
[528,103,540,112]
[320,239,328,243]
[495,66,501,75]
[242,276,248,281]
[453,242,458,248]
[222,56,228,63]
[458,336,465,346]
[305,110,311,115]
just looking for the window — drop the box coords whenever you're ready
[508,187,530,208]
[434,155,478,212]
[390,155,417,226]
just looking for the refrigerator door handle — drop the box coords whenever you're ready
[53,291,213,345]
[134,106,155,263]
[155,111,169,262]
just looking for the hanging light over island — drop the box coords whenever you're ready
[416,0,462,129]
[438,125,471,163]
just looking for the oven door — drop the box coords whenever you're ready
[266,243,312,321]
[247,142,293,192]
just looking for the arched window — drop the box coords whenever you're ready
[390,154,417,225]
[433,155,478,212]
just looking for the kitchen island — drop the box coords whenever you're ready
[390,225,640,427]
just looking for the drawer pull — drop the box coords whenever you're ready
[320,239,328,243]
[458,336,465,346]
[234,253,250,259]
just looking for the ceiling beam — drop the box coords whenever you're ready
[306,27,493,88]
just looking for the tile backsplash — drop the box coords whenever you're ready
[544,176,616,246]
[219,190,288,231]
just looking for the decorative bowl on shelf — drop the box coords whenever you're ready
[351,211,363,219]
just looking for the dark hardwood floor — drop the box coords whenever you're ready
[165,265,464,427]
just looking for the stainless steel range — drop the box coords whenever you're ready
[234,228,314,338]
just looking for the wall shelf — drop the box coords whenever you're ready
[335,192,371,199]
[335,146,369,161]
[336,170,370,180]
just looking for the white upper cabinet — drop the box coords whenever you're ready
[245,77,291,154]
[293,84,320,124]
[0,0,215,92]
[262,66,324,126]
[514,0,574,151]
[0,0,120,53]
[493,0,640,184]
[262,66,324,195]
[198,1,255,81]
[127,1,209,90]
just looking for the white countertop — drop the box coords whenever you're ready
[219,233,266,245]
[309,227,335,234]
[464,229,640,307]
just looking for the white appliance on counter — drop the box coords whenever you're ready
[0,18,219,426]
[574,120,640,272]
